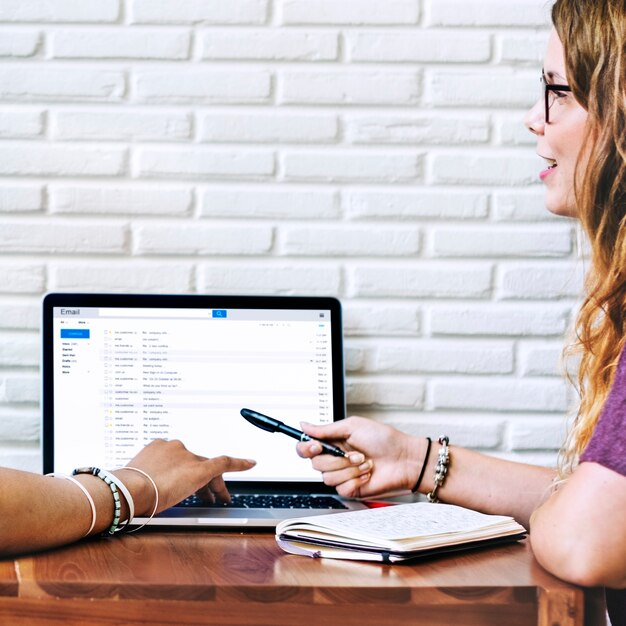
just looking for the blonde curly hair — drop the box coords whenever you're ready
[552,0,626,475]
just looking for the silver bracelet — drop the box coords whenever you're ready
[426,436,450,503]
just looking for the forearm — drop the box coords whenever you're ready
[529,463,626,588]
[0,467,149,557]
[299,418,556,528]
[413,441,556,529]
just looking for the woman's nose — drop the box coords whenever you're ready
[524,98,545,135]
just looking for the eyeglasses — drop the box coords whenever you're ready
[541,70,572,124]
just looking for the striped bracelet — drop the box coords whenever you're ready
[72,467,121,535]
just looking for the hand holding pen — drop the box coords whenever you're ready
[296,416,425,501]
[240,408,346,457]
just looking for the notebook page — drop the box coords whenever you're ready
[278,502,517,542]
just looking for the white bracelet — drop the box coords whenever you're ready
[46,473,97,537]
[122,466,159,533]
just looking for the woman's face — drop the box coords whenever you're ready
[524,28,589,218]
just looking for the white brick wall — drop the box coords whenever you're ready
[0,0,576,473]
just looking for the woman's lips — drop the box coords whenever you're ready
[539,164,557,180]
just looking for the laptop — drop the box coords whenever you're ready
[42,293,367,527]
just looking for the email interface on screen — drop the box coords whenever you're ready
[53,306,334,481]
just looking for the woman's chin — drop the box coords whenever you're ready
[544,194,578,218]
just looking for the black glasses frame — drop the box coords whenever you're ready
[541,71,572,124]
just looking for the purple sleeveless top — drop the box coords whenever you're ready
[580,350,626,625]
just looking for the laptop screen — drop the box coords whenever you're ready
[42,294,344,490]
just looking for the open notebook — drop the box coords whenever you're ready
[42,293,366,527]
[276,502,527,563]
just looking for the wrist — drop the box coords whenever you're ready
[411,437,432,493]
[114,468,153,518]
[405,435,431,493]
[72,473,117,535]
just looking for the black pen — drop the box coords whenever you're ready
[240,408,346,457]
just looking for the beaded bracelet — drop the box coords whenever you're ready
[99,469,135,532]
[426,436,450,503]
[72,467,121,536]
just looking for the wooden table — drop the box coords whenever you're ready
[0,531,605,626]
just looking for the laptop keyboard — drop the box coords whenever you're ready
[177,493,347,510]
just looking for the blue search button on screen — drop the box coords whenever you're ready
[61,329,90,339]
[212,310,227,318]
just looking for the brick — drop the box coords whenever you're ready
[348,31,490,63]
[135,70,270,104]
[352,264,492,299]
[0,375,39,403]
[0,220,127,254]
[130,0,268,25]
[344,344,367,373]
[508,417,567,450]
[497,33,547,65]
[0,145,126,177]
[280,0,419,25]
[0,332,39,367]
[50,263,194,293]
[136,147,274,180]
[0,185,44,212]
[372,340,514,374]
[0,411,39,443]
[518,343,564,377]
[428,0,550,27]
[279,71,421,105]
[0,30,40,57]
[430,153,543,186]
[345,189,488,220]
[496,114,536,146]
[0,110,44,139]
[0,67,125,102]
[429,304,572,337]
[0,0,120,23]
[432,226,572,258]
[385,414,504,449]
[492,190,558,222]
[200,187,339,219]
[200,30,338,61]
[431,378,569,412]
[50,185,192,216]
[498,262,584,299]
[0,304,39,330]
[198,264,341,295]
[0,263,45,294]
[199,112,337,144]
[343,304,420,336]
[346,378,425,408]
[430,71,537,108]
[283,151,421,183]
[134,223,273,255]
[0,444,40,472]
[53,110,191,141]
[344,113,489,145]
[51,29,191,60]
[282,225,420,256]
